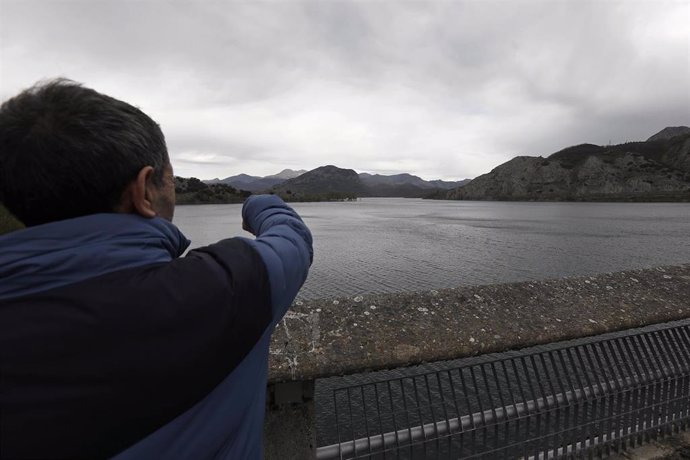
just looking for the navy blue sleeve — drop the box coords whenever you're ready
[239,195,313,321]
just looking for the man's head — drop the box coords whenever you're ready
[0,79,175,226]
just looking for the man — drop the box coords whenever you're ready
[0,79,313,459]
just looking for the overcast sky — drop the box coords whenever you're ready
[1,0,688,180]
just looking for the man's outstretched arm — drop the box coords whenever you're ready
[241,194,313,320]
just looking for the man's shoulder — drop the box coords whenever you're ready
[86,237,269,308]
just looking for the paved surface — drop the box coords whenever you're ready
[268,264,690,382]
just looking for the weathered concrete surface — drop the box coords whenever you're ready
[268,264,690,382]
[610,430,690,459]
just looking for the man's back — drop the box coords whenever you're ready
[0,80,313,458]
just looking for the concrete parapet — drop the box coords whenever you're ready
[268,264,690,383]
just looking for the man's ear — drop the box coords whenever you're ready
[121,166,157,218]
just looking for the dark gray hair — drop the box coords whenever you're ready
[0,79,169,226]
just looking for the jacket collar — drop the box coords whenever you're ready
[0,213,191,301]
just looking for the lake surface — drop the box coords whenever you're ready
[174,198,690,300]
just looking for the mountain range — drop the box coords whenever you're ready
[434,126,690,202]
[195,125,689,203]
[206,168,469,197]
[205,169,308,192]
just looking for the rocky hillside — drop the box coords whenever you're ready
[442,127,690,202]
[647,126,690,142]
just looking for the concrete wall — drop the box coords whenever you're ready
[268,264,690,382]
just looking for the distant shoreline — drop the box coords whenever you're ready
[426,194,690,203]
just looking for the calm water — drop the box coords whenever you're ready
[174,198,690,300]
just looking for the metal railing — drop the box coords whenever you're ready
[316,318,690,459]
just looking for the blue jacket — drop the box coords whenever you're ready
[0,195,312,459]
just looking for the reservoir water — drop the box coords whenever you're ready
[174,198,690,300]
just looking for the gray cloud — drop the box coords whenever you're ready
[1,0,688,180]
